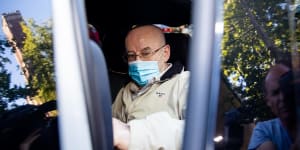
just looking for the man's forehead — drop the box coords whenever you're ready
[265,78,279,92]
[265,73,281,83]
[266,64,290,81]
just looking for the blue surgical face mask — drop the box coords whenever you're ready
[128,60,160,87]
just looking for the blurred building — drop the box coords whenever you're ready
[1,10,36,105]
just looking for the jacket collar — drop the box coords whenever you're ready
[160,61,185,80]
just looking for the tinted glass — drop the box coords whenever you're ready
[0,0,59,149]
[217,0,300,149]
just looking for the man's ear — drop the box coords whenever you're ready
[163,44,171,62]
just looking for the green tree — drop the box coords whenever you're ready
[0,18,55,113]
[21,19,56,104]
[222,0,300,122]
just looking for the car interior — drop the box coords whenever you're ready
[1,0,299,150]
[84,0,192,100]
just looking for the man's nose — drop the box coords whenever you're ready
[278,92,284,102]
[134,54,143,61]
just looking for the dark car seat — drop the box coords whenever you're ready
[165,33,190,69]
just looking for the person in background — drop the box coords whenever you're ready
[248,63,298,150]
[112,24,190,150]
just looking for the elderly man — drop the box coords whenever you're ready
[248,63,297,150]
[112,25,190,150]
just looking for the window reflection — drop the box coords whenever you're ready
[0,0,58,149]
[219,0,300,149]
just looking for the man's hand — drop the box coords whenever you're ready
[113,118,130,150]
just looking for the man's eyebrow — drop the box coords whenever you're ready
[272,88,280,94]
[127,46,152,53]
[141,47,151,51]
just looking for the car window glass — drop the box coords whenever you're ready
[217,0,300,149]
[0,0,59,149]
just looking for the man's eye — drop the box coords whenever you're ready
[127,53,135,57]
[141,52,151,57]
[272,89,280,96]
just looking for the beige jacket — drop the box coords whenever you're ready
[112,70,190,150]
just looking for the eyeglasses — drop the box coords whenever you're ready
[124,44,167,62]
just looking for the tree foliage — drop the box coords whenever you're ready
[21,19,56,104]
[222,0,300,122]
[0,19,55,113]
[0,39,29,113]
